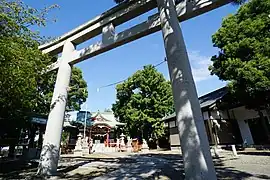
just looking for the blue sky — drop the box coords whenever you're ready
[25,0,239,112]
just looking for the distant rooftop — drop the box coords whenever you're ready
[162,86,228,121]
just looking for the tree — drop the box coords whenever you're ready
[0,0,88,155]
[209,0,270,116]
[0,0,54,151]
[113,0,246,4]
[112,65,174,143]
[37,66,88,114]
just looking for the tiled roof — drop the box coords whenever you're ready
[199,86,227,109]
[91,111,125,127]
[162,87,228,121]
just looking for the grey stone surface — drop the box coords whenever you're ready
[37,41,74,175]
[157,0,216,179]
[41,0,230,71]
[1,150,270,179]
[61,150,270,180]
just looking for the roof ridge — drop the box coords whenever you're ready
[199,86,227,99]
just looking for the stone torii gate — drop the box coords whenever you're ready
[38,0,230,178]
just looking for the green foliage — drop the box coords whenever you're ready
[0,0,52,121]
[37,67,88,114]
[209,0,270,110]
[0,0,87,145]
[61,131,69,146]
[0,0,58,42]
[0,0,55,145]
[68,67,88,111]
[112,65,174,141]
[113,0,246,5]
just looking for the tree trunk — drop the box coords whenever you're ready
[38,129,43,149]
[266,107,270,144]
[29,126,37,148]
[258,110,270,143]
[8,128,21,158]
[8,144,16,158]
[266,107,270,124]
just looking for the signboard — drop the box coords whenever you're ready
[31,117,47,124]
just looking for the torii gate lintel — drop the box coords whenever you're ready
[41,0,230,71]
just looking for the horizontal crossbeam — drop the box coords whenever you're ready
[39,0,156,55]
[43,0,230,71]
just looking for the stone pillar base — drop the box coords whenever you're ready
[170,146,181,153]
[141,139,149,152]
[82,139,89,156]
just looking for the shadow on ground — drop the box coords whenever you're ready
[1,153,270,179]
[237,151,270,156]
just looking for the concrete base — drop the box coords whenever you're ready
[74,150,83,156]
[170,146,181,152]
[74,134,84,156]
[141,139,149,152]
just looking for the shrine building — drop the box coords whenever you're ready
[90,111,125,146]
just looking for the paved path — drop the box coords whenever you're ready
[1,150,270,179]
[59,150,270,180]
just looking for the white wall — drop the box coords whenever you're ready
[202,111,209,120]
[232,106,268,120]
[230,106,257,145]
[170,134,180,146]
[236,119,254,145]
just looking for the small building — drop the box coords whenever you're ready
[65,110,125,152]
[162,87,270,150]
[90,111,125,145]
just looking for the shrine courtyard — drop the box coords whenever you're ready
[1,149,270,180]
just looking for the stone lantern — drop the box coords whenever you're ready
[120,133,126,152]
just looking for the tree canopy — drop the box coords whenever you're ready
[0,0,88,146]
[0,0,52,121]
[112,65,174,141]
[37,66,88,114]
[209,0,270,112]
[113,0,246,5]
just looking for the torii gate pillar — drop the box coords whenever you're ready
[157,0,217,179]
[38,41,74,175]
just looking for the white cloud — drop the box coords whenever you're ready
[164,51,213,82]
[188,51,213,82]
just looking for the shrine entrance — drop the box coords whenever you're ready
[38,0,231,179]
[88,111,124,152]
[91,125,110,144]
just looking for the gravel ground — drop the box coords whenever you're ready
[0,150,269,180]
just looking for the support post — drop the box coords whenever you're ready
[231,145,238,157]
[106,130,110,147]
[37,41,74,175]
[102,23,115,46]
[156,0,217,179]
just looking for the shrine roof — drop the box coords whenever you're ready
[91,111,125,128]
